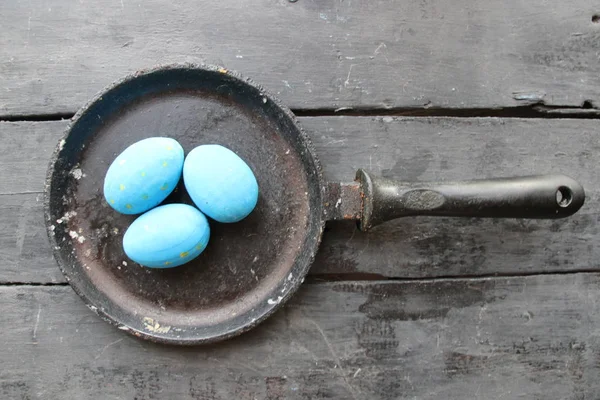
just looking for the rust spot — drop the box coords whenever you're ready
[324,182,361,221]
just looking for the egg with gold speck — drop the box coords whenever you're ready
[183,144,259,223]
[123,204,210,268]
[103,137,184,214]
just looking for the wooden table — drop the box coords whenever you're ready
[2,1,600,398]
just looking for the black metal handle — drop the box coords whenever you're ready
[356,170,585,231]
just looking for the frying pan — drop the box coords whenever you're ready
[45,64,585,345]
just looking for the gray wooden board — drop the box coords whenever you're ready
[1,0,600,115]
[2,274,600,399]
[1,117,598,283]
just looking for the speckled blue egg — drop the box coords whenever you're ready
[183,145,259,223]
[103,137,184,214]
[123,204,210,268]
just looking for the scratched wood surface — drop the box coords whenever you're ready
[2,274,600,400]
[1,0,600,115]
[3,0,600,398]
[1,117,597,283]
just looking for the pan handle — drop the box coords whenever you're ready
[356,170,585,231]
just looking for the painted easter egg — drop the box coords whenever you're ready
[183,145,259,223]
[103,137,184,214]
[123,204,210,268]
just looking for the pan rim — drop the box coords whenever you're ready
[43,63,326,345]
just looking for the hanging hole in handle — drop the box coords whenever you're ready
[556,186,573,208]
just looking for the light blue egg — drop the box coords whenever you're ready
[183,145,259,223]
[123,204,210,268]
[104,137,184,215]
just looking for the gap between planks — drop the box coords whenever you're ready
[1,103,600,122]
[5,269,600,287]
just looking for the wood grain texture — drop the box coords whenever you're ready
[2,274,600,399]
[307,116,600,278]
[1,117,597,282]
[1,0,599,115]
[0,121,64,195]
[0,193,61,283]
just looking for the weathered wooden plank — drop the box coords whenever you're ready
[1,0,599,115]
[0,122,66,283]
[0,193,62,283]
[1,117,598,282]
[2,274,600,399]
[2,116,598,195]
[0,121,64,195]
[306,116,600,278]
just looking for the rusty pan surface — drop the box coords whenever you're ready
[45,65,325,344]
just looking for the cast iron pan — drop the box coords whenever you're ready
[45,64,585,345]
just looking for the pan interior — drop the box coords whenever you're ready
[46,67,322,343]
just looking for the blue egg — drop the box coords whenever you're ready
[123,204,210,268]
[183,145,259,223]
[104,137,184,215]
